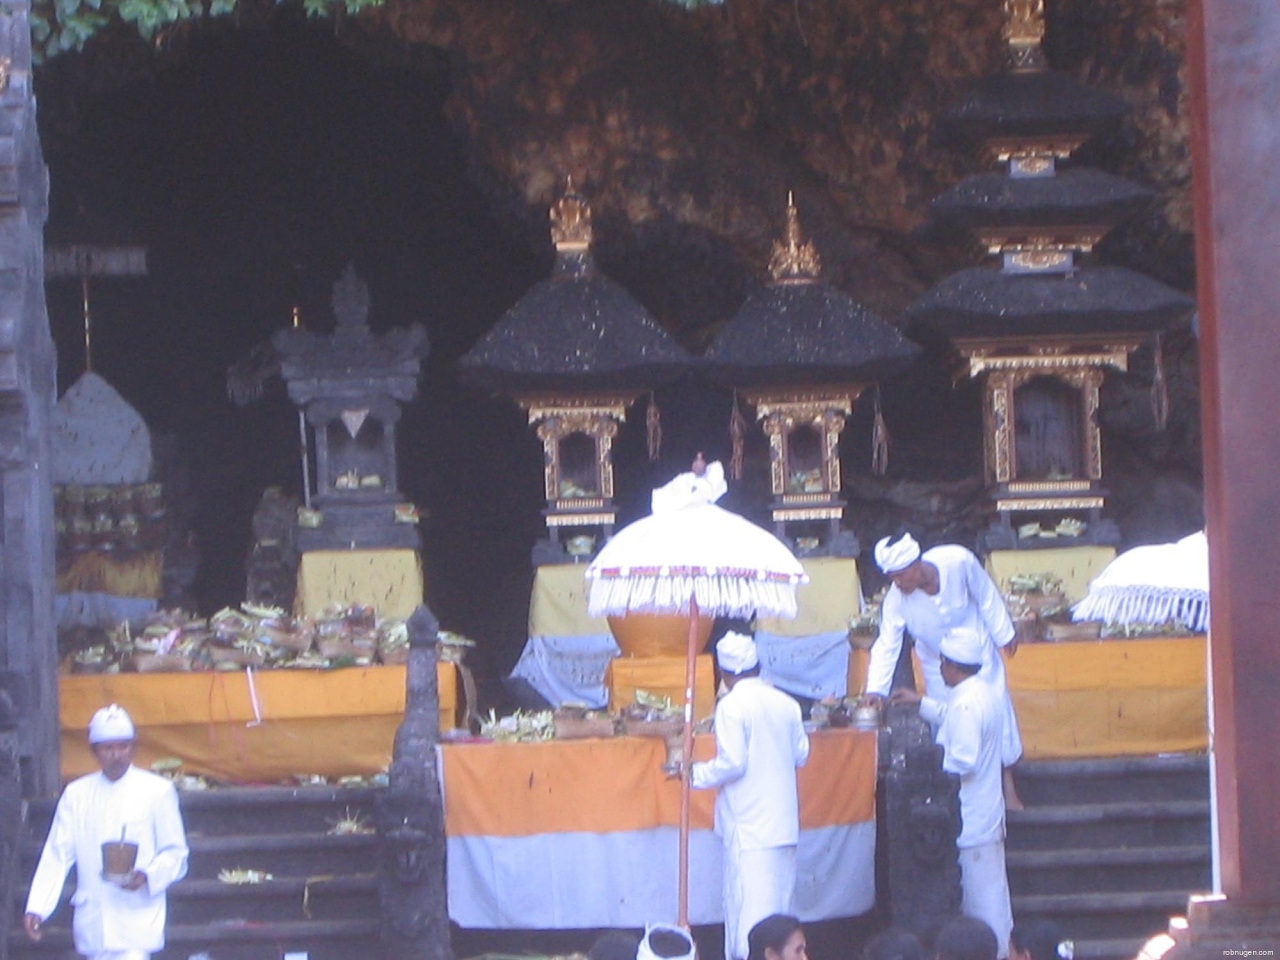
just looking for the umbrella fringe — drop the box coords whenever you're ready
[587,575,801,621]
[1071,585,1209,633]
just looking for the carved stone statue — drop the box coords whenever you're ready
[878,701,963,946]
[0,683,21,960]
[375,606,451,960]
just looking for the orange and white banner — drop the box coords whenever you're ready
[440,729,877,928]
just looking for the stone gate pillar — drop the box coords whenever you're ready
[0,0,60,798]
[1171,0,1280,952]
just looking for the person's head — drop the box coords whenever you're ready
[588,930,643,960]
[1010,921,1072,960]
[88,704,137,782]
[748,914,806,960]
[875,534,924,594]
[715,632,761,687]
[938,628,984,688]
[862,928,926,960]
[638,924,696,960]
[934,917,997,960]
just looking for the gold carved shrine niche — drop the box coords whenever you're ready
[521,396,634,549]
[961,336,1139,541]
[750,391,859,543]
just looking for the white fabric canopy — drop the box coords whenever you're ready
[586,461,806,620]
[1072,531,1209,632]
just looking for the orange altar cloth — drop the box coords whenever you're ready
[1003,636,1207,759]
[847,636,1207,759]
[441,726,876,837]
[604,653,716,721]
[59,663,458,783]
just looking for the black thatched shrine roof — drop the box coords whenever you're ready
[705,281,920,387]
[931,168,1152,231]
[702,196,919,388]
[907,266,1194,339]
[943,70,1128,144]
[457,247,692,394]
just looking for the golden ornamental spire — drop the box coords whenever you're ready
[768,192,822,284]
[1002,0,1046,72]
[550,176,593,252]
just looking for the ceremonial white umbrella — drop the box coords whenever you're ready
[1071,530,1209,633]
[585,457,807,927]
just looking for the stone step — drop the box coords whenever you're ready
[187,830,380,878]
[1006,799,1210,850]
[1006,843,1212,896]
[23,785,381,842]
[1072,937,1159,960]
[15,874,379,929]
[12,918,381,960]
[167,875,379,924]
[19,830,381,881]
[1012,755,1209,806]
[1011,889,1191,941]
[14,787,387,959]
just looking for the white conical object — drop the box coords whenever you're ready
[51,372,152,485]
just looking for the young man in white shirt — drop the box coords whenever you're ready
[24,704,189,960]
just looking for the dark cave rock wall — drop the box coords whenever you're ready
[368,0,1192,311]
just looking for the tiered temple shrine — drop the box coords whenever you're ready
[704,195,918,554]
[459,181,691,563]
[907,0,1193,554]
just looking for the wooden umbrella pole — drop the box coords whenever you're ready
[678,596,700,928]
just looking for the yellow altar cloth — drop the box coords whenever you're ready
[847,636,1207,759]
[56,550,164,599]
[59,663,457,783]
[528,563,609,637]
[1005,636,1207,758]
[758,556,862,637]
[294,548,424,619]
[985,546,1117,603]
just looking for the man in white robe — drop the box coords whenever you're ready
[24,704,189,960]
[863,533,1024,807]
[689,632,810,960]
[893,628,1014,959]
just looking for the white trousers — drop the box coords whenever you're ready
[88,952,149,960]
[959,840,1014,960]
[722,844,797,960]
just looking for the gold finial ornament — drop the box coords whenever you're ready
[768,192,822,284]
[1002,0,1046,71]
[550,177,594,252]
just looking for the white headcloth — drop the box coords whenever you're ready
[874,533,921,574]
[939,626,985,667]
[715,631,759,675]
[636,924,696,960]
[88,704,136,744]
